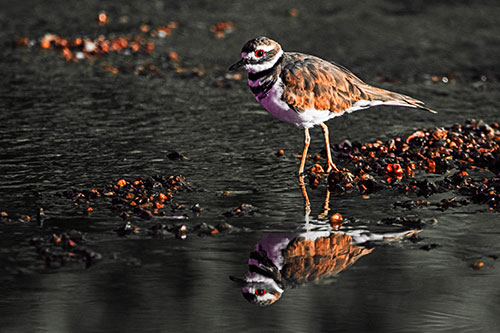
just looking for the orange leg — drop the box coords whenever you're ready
[317,189,331,220]
[298,129,311,215]
[298,175,311,216]
[298,128,310,175]
[320,123,339,172]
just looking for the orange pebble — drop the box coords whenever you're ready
[117,179,127,187]
[473,261,484,269]
[289,8,299,17]
[311,164,325,174]
[406,130,425,143]
[98,12,108,25]
[103,65,119,74]
[146,42,155,52]
[330,213,343,223]
[129,42,140,52]
[16,37,30,47]
[426,160,436,173]
[386,163,404,175]
[168,51,179,62]
[41,38,51,49]
[62,47,73,61]
[167,21,179,29]
[330,213,343,230]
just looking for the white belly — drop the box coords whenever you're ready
[257,78,337,129]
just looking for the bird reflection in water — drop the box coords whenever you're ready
[231,225,418,306]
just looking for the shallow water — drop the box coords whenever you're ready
[1,1,500,332]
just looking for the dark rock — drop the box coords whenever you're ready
[166,151,186,160]
[381,217,426,229]
[115,221,139,236]
[223,203,256,217]
[420,244,441,251]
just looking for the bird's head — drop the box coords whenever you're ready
[228,36,283,73]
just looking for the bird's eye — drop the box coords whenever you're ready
[254,49,265,58]
[255,289,266,296]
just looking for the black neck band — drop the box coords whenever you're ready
[248,54,283,81]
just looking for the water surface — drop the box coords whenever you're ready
[1,1,500,332]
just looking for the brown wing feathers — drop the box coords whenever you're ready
[282,233,373,284]
[280,53,436,114]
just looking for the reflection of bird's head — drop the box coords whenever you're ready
[242,279,283,306]
[230,241,286,306]
[231,275,283,306]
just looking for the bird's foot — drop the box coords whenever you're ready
[326,162,339,173]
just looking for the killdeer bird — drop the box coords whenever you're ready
[229,37,436,175]
[230,228,419,306]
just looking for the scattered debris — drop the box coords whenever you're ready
[14,17,179,75]
[115,221,140,236]
[65,175,190,220]
[36,208,46,227]
[30,232,102,268]
[190,203,202,213]
[210,22,234,38]
[193,222,219,236]
[381,217,428,229]
[304,120,500,212]
[223,203,256,217]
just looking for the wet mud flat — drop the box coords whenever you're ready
[1,119,499,274]
[2,1,500,332]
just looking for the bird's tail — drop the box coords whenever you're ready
[397,94,437,114]
[365,86,437,114]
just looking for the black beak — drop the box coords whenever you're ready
[242,291,257,304]
[228,58,246,71]
[229,275,247,286]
